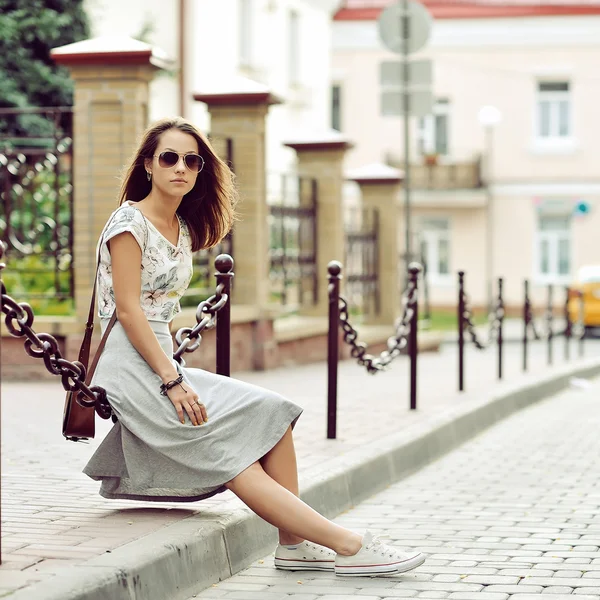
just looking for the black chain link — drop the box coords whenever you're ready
[461,290,504,350]
[337,275,418,374]
[0,243,112,419]
[173,282,229,364]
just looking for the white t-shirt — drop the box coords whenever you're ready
[97,201,193,322]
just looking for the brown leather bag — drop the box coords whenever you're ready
[62,238,117,442]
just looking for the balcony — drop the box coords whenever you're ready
[385,153,483,190]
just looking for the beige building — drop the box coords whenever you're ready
[333,0,600,309]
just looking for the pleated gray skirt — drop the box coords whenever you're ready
[83,320,303,502]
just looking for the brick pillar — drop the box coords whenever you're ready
[347,163,403,326]
[193,84,282,309]
[283,133,353,317]
[51,37,169,327]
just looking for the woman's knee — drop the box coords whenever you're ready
[224,461,263,490]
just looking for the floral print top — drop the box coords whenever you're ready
[97,201,193,322]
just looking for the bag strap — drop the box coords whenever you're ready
[76,210,119,371]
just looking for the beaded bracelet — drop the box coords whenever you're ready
[159,374,186,396]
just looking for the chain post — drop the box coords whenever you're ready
[547,283,553,366]
[497,277,504,380]
[523,280,529,372]
[327,261,342,439]
[408,263,420,410]
[458,271,465,392]
[579,292,585,358]
[214,255,234,377]
[564,286,571,361]
[0,240,4,564]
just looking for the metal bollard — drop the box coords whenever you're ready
[327,261,342,439]
[579,292,585,358]
[215,255,234,377]
[497,277,504,380]
[564,286,571,361]
[458,271,465,392]
[408,264,420,410]
[523,280,529,372]
[547,284,553,366]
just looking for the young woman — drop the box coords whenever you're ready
[84,117,426,577]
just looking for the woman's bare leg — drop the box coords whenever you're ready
[259,427,302,545]
[225,460,362,556]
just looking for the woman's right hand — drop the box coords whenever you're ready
[166,380,208,426]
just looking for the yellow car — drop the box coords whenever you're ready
[568,265,600,330]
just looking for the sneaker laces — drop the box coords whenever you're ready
[365,534,398,558]
[304,541,334,556]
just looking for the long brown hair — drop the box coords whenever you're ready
[118,117,237,251]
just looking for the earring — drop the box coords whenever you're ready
[147,172,152,181]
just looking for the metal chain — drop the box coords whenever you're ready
[337,275,418,374]
[527,299,542,340]
[462,291,504,350]
[173,282,229,364]
[0,243,113,420]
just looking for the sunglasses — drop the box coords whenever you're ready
[153,151,205,173]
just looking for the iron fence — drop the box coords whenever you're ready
[0,107,74,305]
[268,173,318,308]
[186,135,235,306]
[344,206,379,317]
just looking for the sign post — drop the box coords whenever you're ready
[378,1,432,287]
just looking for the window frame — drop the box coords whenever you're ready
[419,217,452,284]
[535,80,572,142]
[534,214,572,284]
[418,99,450,157]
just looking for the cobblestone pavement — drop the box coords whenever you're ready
[188,378,600,600]
[0,338,597,595]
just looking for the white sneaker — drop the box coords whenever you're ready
[334,531,426,577]
[274,540,336,571]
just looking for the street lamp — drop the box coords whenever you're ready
[477,105,502,313]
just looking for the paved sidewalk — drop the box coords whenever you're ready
[189,377,600,600]
[0,337,598,597]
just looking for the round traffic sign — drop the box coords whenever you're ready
[378,1,433,55]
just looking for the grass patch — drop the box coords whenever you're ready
[421,309,487,332]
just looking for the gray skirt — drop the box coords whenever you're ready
[83,320,303,502]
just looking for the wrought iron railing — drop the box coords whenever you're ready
[268,173,318,308]
[0,107,74,306]
[344,206,379,317]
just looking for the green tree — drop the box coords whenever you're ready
[0,0,89,138]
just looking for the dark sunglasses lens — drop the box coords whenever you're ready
[185,154,204,172]
[159,151,179,168]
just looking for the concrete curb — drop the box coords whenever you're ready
[12,357,600,600]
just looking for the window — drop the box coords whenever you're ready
[331,84,342,131]
[289,10,300,85]
[536,81,571,140]
[239,0,254,67]
[536,215,571,281]
[418,99,450,156]
[419,217,451,281]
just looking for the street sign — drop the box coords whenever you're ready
[378,1,432,55]
[381,89,434,118]
[380,59,432,88]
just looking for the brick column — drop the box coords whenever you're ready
[347,163,403,326]
[283,133,353,317]
[193,84,282,309]
[51,37,169,327]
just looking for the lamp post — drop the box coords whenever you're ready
[478,105,502,313]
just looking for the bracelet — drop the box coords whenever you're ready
[159,374,185,396]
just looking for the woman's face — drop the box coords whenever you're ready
[147,128,201,199]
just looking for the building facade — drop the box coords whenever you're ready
[84,0,340,175]
[333,0,600,308]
